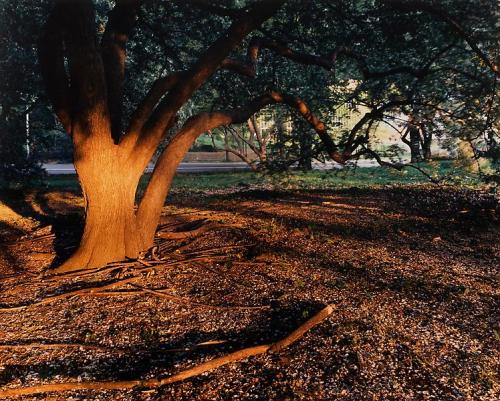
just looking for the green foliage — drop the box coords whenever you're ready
[41,161,490,194]
[1,0,498,183]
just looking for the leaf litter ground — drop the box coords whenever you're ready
[0,185,498,400]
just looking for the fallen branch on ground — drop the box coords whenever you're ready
[0,304,334,397]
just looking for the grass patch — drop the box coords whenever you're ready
[39,161,489,193]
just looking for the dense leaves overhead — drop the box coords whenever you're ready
[1,0,498,178]
[117,0,498,164]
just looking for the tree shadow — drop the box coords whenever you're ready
[168,187,498,258]
[0,299,324,386]
[0,221,25,276]
[0,189,83,271]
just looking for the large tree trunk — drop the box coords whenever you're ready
[36,0,289,273]
[136,117,209,249]
[55,141,145,273]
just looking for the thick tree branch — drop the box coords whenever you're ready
[38,2,72,133]
[221,38,429,80]
[59,0,110,138]
[137,91,342,245]
[129,0,287,159]
[101,0,142,142]
[125,72,185,138]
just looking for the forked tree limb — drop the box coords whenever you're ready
[101,0,143,141]
[0,304,334,397]
[124,72,185,140]
[38,3,72,133]
[136,90,341,245]
[124,0,287,158]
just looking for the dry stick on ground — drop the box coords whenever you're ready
[0,304,334,397]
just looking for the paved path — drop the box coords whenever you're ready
[43,162,251,175]
[43,159,393,175]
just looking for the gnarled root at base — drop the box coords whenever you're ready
[156,219,244,240]
[52,206,144,273]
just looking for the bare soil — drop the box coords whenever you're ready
[0,185,498,400]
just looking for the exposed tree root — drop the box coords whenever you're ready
[45,255,228,282]
[157,221,243,240]
[0,343,117,352]
[0,278,267,312]
[124,284,269,310]
[176,244,252,257]
[44,261,138,280]
[0,277,138,312]
[5,233,56,245]
[0,304,334,397]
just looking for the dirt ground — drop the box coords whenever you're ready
[0,185,498,400]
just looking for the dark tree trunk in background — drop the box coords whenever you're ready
[421,126,432,160]
[409,125,423,163]
[298,132,313,170]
